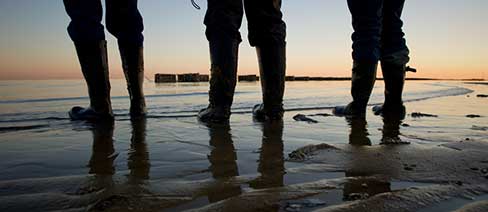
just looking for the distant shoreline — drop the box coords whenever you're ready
[0,78,485,81]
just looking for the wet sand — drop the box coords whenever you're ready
[0,81,487,211]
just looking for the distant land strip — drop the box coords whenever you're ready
[153,73,485,83]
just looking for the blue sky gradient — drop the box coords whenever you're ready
[0,0,486,79]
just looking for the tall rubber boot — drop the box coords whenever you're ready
[69,41,113,121]
[252,45,286,121]
[372,63,412,120]
[119,42,146,118]
[333,62,378,118]
[198,41,239,123]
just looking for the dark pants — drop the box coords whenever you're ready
[347,0,409,65]
[204,0,286,46]
[63,0,144,45]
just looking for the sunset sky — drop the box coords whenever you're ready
[0,0,486,80]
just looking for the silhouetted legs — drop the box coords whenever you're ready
[334,0,410,119]
[199,0,286,123]
[63,0,146,120]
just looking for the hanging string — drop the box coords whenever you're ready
[191,0,201,10]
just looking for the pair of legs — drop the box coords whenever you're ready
[198,0,287,123]
[64,0,146,121]
[334,0,413,120]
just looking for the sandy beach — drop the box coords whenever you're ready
[0,80,487,211]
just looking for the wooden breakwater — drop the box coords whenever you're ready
[155,74,177,83]
[155,73,454,83]
[238,75,259,82]
[155,73,208,83]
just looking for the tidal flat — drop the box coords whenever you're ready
[0,80,487,211]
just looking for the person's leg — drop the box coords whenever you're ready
[106,0,146,117]
[333,0,383,118]
[63,0,113,120]
[198,0,244,123]
[373,0,411,119]
[244,0,287,121]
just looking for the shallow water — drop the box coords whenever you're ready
[0,80,487,211]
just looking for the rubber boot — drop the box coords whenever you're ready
[372,63,410,119]
[333,62,378,118]
[198,41,239,123]
[252,45,286,121]
[119,42,146,118]
[69,41,113,121]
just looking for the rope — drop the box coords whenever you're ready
[191,0,201,10]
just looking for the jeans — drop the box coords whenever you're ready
[347,0,409,65]
[63,0,144,45]
[204,0,286,46]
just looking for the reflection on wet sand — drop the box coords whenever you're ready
[127,118,150,183]
[250,120,285,189]
[86,119,156,211]
[204,120,286,203]
[87,121,116,193]
[206,122,242,203]
[344,117,392,201]
[347,118,371,146]
[381,116,408,145]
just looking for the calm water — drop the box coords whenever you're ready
[0,80,486,211]
[0,80,474,119]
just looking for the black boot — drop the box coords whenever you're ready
[69,41,113,121]
[119,42,146,118]
[333,62,377,118]
[372,63,413,119]
[198,41,239,123]
[252,45,286,121]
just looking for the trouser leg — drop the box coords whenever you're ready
[244,0,286,47]
[347,0,383,63]
[245,0,287,120]
[333,0,382,118]
[380,0,409,109]
[63,0,105,42]
[106,0,146,117]
[105,0,144,45]
[64,0,113,120]
[198,0,243,122]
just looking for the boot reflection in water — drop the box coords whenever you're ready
[347,118,372,146]
[87,120,116,191]
[206,122,242,203]
[249,120,285,189]
[342,173,391,201]
[127,118,150,184]
[198,0,287,123]
[380,116,409,145]
[63,0,146,121]
[344,118,391,201]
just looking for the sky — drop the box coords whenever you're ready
[0,0,487,80]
